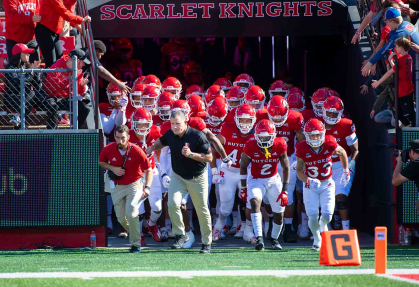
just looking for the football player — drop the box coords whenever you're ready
[142,74,162,91]
[162,77,182,100]
[130,108,164,242]
[244,85,266,112]
[140,86,160,115]
[321,96,358,230]
[259,95,305,243]
[214,77,233,94]
[240,119,290,251]
[204,85,225,107]
[268,80,289,98]
[295,118,350,251]
[212,104,256,241]
[287,92,305,113]
[112,38,143,87]
[188,94,207,119]
[226,86,245,111]
[311,87,331,118]
[233,73,254,94]
[129,82,145,109]
[185,84,205,99]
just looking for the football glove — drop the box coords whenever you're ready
[306,177,321,189]
[239,187,248,203]
[340,169,350,187]
[162,174,171,189]
[276,190,288,207]
[349,160,356,175]
[220,156,232,170]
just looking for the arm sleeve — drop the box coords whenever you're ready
[51,0,84,24]
[159,146,171,174]
[195,134,211,154]
[115,110,127,126]
[101,110,117,135]
[4,0,34,25]
[370,39,395,65]
[400,161,419,181]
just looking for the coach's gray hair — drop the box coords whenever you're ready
[170,110,186,120]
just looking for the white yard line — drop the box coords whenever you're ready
[378,274,419,285]
[0,269,418,279]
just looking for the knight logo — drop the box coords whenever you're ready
[306,153,312,158]
[333,131,338,135]
[272,152,277,155]
[254,152,260,157]
[112,157,117,161]
[232,133,237,136]
[232,134,238,138]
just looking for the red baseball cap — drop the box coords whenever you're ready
[12,44,35,55]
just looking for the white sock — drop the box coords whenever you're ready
[271,223,283,240]
[246,219,253,229]
[308,215,321,246]
[165,219,171,229]
[342,220,350,230]
[284,217,293,225]
[251,213,263,237]
[232,211,240,227]
[302,212,309,228]
[319,214,332,233]
[149,211,161,225]
[215,215,226,231]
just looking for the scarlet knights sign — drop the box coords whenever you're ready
[89,0,348,38]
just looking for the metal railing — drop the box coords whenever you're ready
[0,56,80,130]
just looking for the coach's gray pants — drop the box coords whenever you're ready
[168,170,212,245]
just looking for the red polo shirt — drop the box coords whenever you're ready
[393,54,414,97]
[99,142,151,185]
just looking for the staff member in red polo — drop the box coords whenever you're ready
[99,125,153,253]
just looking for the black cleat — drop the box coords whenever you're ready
[270,238,283,250]
[129,246,141,253]
[255,236,265,251]
[283,224,297,243]
[199,244,211,254]
[171,234,189,249]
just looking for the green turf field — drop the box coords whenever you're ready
[0,246,418,286]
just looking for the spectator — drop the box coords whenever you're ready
[368,76,396,126]
[35,0,90,68]
[44,48,91,129]
[372,37,416,127]
[233,38,252,74]
[4,0,41,63]
[4,44,41,129]
[362,8,419,76]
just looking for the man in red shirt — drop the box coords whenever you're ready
[4,0,41,62]
[99,125,153,253]
[44,49,91,129]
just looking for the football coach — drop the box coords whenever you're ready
[147,110,213,254]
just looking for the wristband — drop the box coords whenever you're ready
[355,30,361,35]
[240,174,247,180]
[189,152,193,158]
[282,182,289,192]
[211,167,219,175]
[161,173,167,178]
[144,185,151,190]
[343,168,349,173]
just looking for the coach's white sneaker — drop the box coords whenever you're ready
[182,231,195,248]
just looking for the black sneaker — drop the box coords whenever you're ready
[255,236,264,251]
[283,224,297,243]
[129,246,141,253]
[200,244,211,254]
[171,234,189,249]
[270,238,283,250]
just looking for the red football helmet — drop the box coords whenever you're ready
[311,87,331,117]
[115,38,133,61]
[184,61,202,78]
[328,89,341,98]
[162,77,182,99]
[141,86,160,111]
[207,96,228,127]
[107,82,124,105]
[132,76,146,88]
[267,96,289,127]
[131,107,153,136]
[287,92,305,112]
[322,96,344,125]
[234,104,256,134]
[288,86,304,97]
[130,83,145,109]
[157,92,176,121]
[143,74,162,90]
[244,85,265,111]
[171,100,191,120]
[269,80,289,98]
[204,85,225,106]
[255,119,276,148]
[185,85,205,99]
[214,77,232,92]
[304,118,326,148]
[226,86,245,111]
[187,94,207,119]
[233,73,254,93]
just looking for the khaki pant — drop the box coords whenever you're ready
[111,180,143,247]
[168,171,212,245]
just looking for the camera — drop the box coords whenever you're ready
[394,149,410,163]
